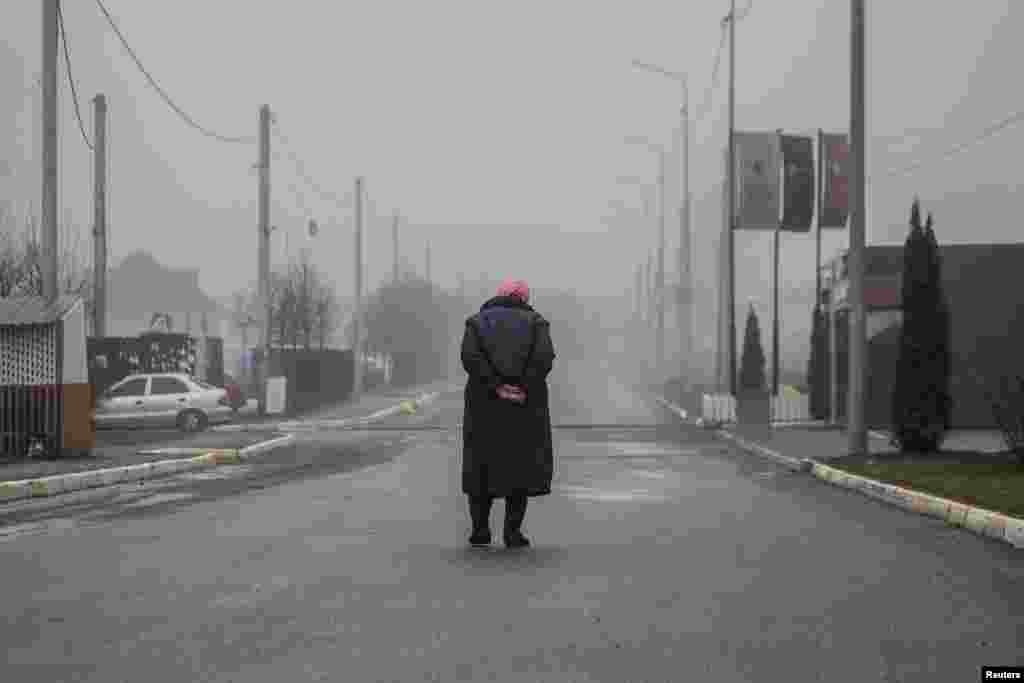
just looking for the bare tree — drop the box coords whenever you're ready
[266,253,339,351]
[314,282,339,350]
[0,211,92,311]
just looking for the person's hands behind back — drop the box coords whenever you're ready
[496,384,527,404]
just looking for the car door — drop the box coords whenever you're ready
[95,377,150,429]
[145,376,194,428]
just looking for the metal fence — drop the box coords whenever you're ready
[0,322,64,458]
[87,334,224,394]
[701,392,812,424]
[250,347,355,416]
[0,384,63,458]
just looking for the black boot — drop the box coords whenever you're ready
[503,494,530,548]
[468,496,493,546]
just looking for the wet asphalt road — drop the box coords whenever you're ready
[0,370,1021,682]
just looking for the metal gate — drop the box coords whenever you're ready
[0,316,63,458]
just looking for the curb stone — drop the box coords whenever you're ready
[713,429,815,473]
[720,427,1022,551]
[0,434,296,506]
[655,393,1023,551]
[809,461,1024,549]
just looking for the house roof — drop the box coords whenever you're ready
[0,295,82,326]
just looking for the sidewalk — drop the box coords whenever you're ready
[726,425,1008,463]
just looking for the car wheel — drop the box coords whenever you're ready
[177,409,207,433]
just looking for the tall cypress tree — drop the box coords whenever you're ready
[740,304,766,393]
[892,200,949,452]
[807,304,828,419]
[925,213,953,437]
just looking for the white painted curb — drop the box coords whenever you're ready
[0,435,297,505]
[810,461,1024,550]
[653,396,688,421]
[715,426,1024,551]
[714,429,814,473]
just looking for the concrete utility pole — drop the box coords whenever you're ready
[41,0,59,304]
[353,177,365,399]
[392,211,400,283]
[645,250,653,326]
[848,0,868,455]
[425,240,432,284]
[635,264,643,323]
[727,0,738,395]
[257,104,271,415]
[656,150,666,375]
[92,94,107,337]
[681,81,692,385]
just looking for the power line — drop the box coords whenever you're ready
[93,0,254,145]
[271,120,352,208]
[694,2,753,126]
[693,21,728,124]
[881,106,1024,178]
[57,1,93,150]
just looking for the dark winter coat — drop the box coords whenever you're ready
[461,295,556,498]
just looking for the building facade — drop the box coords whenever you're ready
[822,242,1024,429]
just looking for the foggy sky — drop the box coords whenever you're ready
[2,0,1021,318]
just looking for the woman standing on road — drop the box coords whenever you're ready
[460,278,556,549]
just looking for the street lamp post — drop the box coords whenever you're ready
[632,60,691,388]
[624,137,667,375]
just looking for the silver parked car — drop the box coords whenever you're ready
[93,373,235,432]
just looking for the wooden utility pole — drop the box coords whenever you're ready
[353,177,365,399]
[257,104,271,414]
[92,94,107,337]
[42,0,59,304]
[848,0,868,455]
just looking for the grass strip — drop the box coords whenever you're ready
[833,461,1024,520]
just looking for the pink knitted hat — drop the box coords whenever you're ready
[496,278,530,303]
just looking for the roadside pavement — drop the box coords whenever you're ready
[0,377,462,506]
[216,377,462,432]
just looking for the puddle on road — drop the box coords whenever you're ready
[178,465,253,481]
[557,484,668,503]
[122,492,195,509]
[613,443,696,457]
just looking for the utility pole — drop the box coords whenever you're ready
[425,240,432,284]
[772,223,781,395]
[392,211,400,283]
[680,79,692,386]
[92,94,107,338]
[645,251,653,327]
[656,150,666,375]
[41,0,59,304]
[727,0,737,396]
[353,177,365,399]
[257,104,271,415]
[848,0,868,455]
[635,264,643,323]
